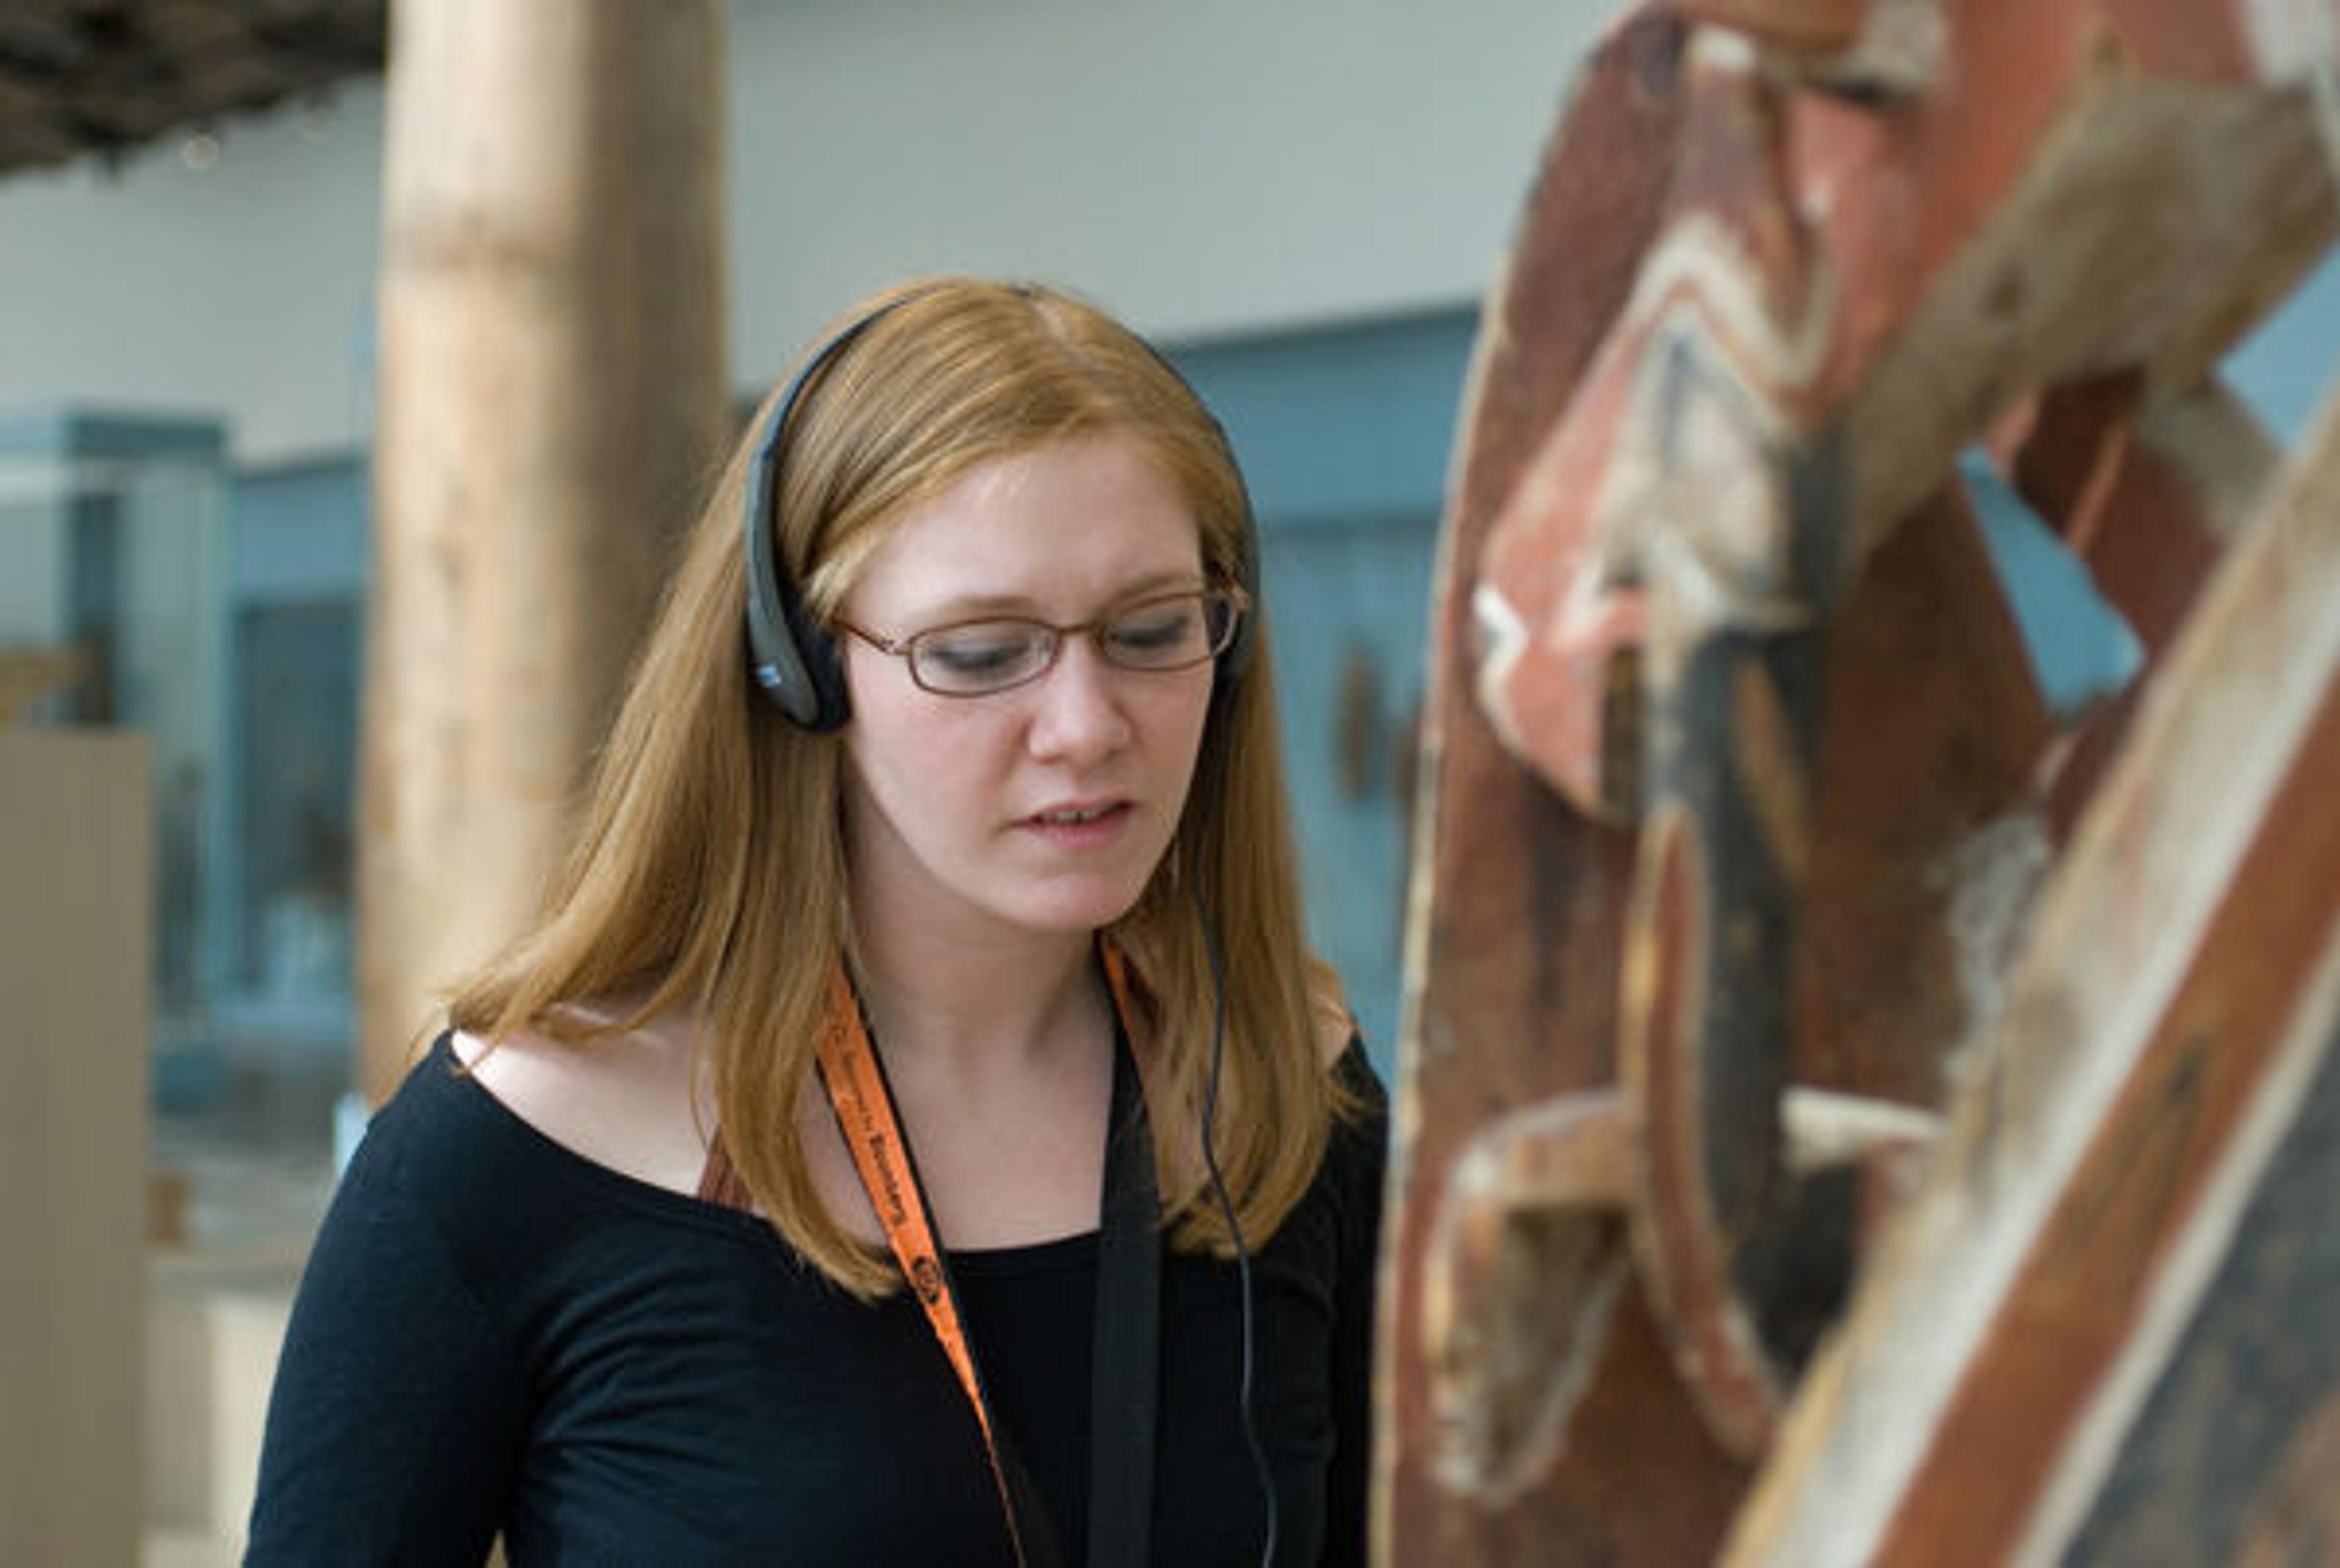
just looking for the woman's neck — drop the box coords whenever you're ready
[846,910,1102,1079]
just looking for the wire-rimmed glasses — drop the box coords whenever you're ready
[833,586,1248,697]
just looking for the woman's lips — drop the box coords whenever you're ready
[1018,800,1133,848]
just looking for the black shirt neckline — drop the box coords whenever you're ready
[421,1032,1104,1271]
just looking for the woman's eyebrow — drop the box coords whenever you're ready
[909,570,1210,623]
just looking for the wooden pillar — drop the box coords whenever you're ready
[360,0,729,1099]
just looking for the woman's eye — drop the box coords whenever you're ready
[920,626,1039,676]
[1109,603,1199,653]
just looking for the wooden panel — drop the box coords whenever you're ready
[1725,391,2340,1567]
[2065,1014,2340,1564]
[0,729,151,1566]
[1376,12,1757,1563]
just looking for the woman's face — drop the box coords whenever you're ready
[837,432,1219,949]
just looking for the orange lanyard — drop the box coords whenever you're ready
[814,946,1155,1568]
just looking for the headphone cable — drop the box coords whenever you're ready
[1191,845,1278,1568]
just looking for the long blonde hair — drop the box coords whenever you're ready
[450,277,1350,1297]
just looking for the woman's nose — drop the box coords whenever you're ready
[1026,637,1133,762]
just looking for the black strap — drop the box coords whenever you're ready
[965,1021,1160,1568]
[818,952,1161,1568]
[1089,1024,1163,1568]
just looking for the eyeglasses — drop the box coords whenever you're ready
[833,586,1248,698]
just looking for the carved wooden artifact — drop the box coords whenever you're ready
[1379,0,2340,1559]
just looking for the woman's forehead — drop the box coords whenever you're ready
[844,434,1207,620]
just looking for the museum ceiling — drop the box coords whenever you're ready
[0,0,384,177]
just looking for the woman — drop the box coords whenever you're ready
[246,278,1384,1566]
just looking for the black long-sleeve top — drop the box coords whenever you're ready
[245,1034,1385,1566]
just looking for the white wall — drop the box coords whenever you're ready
[0,0,1604,464]
[0,91,387,466]
[723,0,1596,366]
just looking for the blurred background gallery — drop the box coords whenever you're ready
[2,2,2334,1563]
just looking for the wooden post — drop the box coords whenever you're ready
[360,0,729,1099]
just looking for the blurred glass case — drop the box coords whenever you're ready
[0,413,363,1112]
[1,414,232,1061]
[221,458,366,1051]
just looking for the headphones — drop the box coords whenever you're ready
[741,288,1261,732]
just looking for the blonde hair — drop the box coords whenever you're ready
[450,277,1351,1297]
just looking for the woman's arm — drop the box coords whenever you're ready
[243,1137,528,1564]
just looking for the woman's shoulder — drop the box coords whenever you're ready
[332,1016,760,1298]
[1305,956,1384,1094]
[1309,967,1361,1070]
[1302,959,1387,1186]
[452,1001,716,1199]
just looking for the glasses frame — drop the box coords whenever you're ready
[832,584,1250,698]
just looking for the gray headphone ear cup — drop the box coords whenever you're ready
[741,303,908,731]
[742,409,850,731]
[778,581,850,731]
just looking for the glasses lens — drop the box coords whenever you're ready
[1101,592,1232,670]
[910,622,1052,694]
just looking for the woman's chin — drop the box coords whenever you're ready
[990,872,1156,938]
